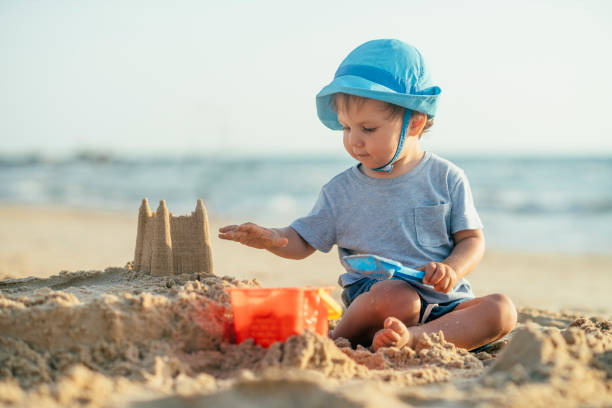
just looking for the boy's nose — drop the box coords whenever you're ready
[349,132,365,148]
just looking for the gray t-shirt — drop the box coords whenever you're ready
[290,152,483,304]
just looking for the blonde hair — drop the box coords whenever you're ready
[331,93,434,136]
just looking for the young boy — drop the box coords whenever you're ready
[219,39,516,351]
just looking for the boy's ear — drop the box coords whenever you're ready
[408,112,427,136]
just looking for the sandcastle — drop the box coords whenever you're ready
[133,198,213,276]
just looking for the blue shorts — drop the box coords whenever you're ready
[340,276,473,324]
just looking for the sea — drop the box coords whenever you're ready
[1,152,611,255]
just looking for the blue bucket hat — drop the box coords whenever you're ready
[316,39,441,172]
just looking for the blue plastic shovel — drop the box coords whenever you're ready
[342,254,425,283]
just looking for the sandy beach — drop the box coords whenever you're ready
[1,204,611,407]
[1,205,610,312]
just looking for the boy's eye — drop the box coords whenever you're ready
[342,126,376,133]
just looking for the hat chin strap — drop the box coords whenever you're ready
[372,109,412,173]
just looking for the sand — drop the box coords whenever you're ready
[1,267,610,407]
[1,205,610,313]
[1,205,611,407]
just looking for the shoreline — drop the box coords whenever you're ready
[1,204,610,314]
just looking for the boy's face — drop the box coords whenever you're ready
[336,98,404,171]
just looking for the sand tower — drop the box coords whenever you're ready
[133,199,213,276]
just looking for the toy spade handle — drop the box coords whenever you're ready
[395,266,426,281]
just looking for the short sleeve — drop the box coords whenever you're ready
[290,188,337,253]
[449,172,484,233]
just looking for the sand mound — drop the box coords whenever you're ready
[1,268,611,407]
[0,269,235,353]
[0,268,243,392]
[477,316,612,406]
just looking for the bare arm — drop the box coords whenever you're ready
[267,226,316,259]
[218,223,316,260]
[443,229,485,280]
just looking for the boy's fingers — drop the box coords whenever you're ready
[444,280,454,293]
[428,265,444,286]
[241,223,273,240]
[218,232,245,243]
[218,230,242,240]
[435,278,451,293]
[238,222,260,232]
[423,263,437,284]
[219,223,286,249]
[386,331,401,342]
[441,278,452,293]
[241,224,275,239]
[232,230,254,241]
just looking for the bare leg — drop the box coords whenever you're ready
[372,293,517,351]
[331,279,421,347]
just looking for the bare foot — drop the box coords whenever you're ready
[372,317,415,351]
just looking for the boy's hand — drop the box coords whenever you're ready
[218,223,289,250]
[417,262,457,293]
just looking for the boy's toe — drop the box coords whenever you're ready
[384,329,400,343]
[384,317,409,335]
[374,318,414,351]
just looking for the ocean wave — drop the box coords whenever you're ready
[477,193,612,215]
[1,153,611,253]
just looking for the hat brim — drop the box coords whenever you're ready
[316,75,441,131]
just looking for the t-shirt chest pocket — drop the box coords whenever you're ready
[414,203,451,247]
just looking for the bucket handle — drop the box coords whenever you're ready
[317,289,343,320]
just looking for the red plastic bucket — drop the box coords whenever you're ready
[226,287,341,347]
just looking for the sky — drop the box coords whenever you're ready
[1,0,611,156]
